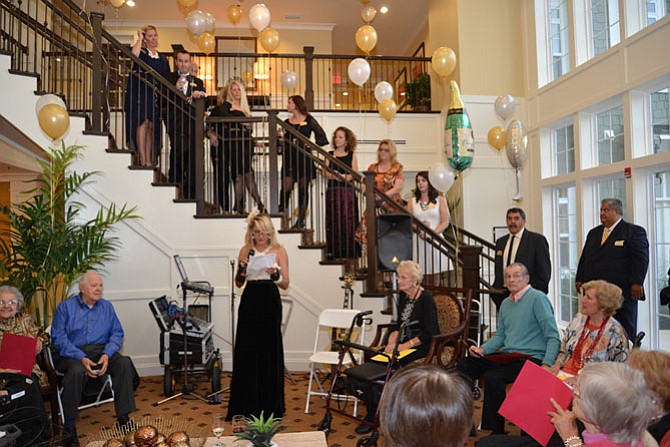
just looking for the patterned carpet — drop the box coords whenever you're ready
[70,370,496,446]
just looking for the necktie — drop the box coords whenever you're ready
[600,228,610,245]
[506,235,515,267]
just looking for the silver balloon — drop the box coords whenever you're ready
[35,93,66,115]
[280,70,297,90]
[249,3,271,32]
[185,10,207,37]
[428,162,457,193]
[347,58,371,87]
[374,81,393,103]
[494,94,516,121]
[505,119,527,170]
[204,12,216,33]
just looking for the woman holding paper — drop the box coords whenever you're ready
[227,211,289,421]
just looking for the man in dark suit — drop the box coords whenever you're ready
[576,198,649,338]
[165,49,206,199]
[492,207,551,309]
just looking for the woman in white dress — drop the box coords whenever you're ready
[406,171,451,286]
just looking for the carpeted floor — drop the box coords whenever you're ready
[66,370,507,446]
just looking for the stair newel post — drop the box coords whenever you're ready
[194,98,205,214]
[460,245,482,301]
[90,12,104,133]
[267,110,279,214]
[363,170,379,294]
[303,46,315,110]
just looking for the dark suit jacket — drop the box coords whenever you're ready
[492,229,551,307]
[575,219,649,301]
[164,72,206,138]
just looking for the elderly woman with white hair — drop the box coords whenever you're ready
[548,362,662,447]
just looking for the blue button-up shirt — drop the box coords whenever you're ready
[51,293,125,361]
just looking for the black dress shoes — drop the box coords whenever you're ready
[62,427,80,447]
[355,423,373,435]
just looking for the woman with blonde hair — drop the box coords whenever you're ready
[226,211,289,420]
[124,25,169,167]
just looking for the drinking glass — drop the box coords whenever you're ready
[212,414,226,447]
[232,414,246,434]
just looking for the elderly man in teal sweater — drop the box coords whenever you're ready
[458,262,560,435]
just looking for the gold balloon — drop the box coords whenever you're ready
[197,32,215,55]
[378,98,397,122]
[38,103,70,140]
[242,70,254,84]
[361,6,377,23]
[355,24,377,54]
[432,46,457,78]
[226,4,242,25]
[487,126,506,151]
[177,0,197,7]
[260,27,280,53]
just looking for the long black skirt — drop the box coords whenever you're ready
[226,280,285,420]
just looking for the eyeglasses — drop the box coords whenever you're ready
[0,299,18,306]
[378,148,390,152]
[252,230,267,235]
[572,387,581,400]
[504,272,525,279]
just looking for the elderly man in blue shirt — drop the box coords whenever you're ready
[52,271,137,447]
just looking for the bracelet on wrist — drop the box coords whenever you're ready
[563,435,583,447]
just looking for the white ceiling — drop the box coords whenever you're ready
[89,0,428,55]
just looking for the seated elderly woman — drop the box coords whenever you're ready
[549,362,661,447]
[549,280,629,384]
[0,285,50,444]
[629,350,670,445]
[379,364,473,447]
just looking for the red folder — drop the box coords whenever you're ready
[0,333,38,377]
[498,360,573,446]
[485,352,532,364]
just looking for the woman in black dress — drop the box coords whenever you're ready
[278,95,328,228]
[226,211,289,420]
[124,25,169,167]
[324,126,360,260]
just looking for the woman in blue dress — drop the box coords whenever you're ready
[124,25,169,167]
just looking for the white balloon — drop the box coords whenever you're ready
[35,94,66,115]
[186,10,207,37]
[428,162,457,193]
[249,3,271,32]
[280,70,297,90]
[374,81,393,102]
[347,58,371,87]
[494,94,516,120]
[204,12,216,33]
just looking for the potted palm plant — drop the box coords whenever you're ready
[234,412,286,447]
[0,142,139,327]
[405,72,432,111]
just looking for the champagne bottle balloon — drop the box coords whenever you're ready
[444,80,474,173]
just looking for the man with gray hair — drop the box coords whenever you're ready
[576,198,649,338]
[52,271,137,447]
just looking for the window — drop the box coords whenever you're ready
[555,124,575,174]
[646,0,668,25]
[590,0,620,57]
[651,87,670,154]
[653,168,670,351]
[596,106,625,165]
[597,177,627,212]
[555,185,579,321]
[549,0,570,79]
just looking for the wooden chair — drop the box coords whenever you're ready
[367,286,473,369]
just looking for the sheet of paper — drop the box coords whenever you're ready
[247,253,277,277]
[371,348,416,363]
[498,360,573,446]
[0,333,38,377]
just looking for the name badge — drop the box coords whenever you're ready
[614,240,624,246]
[496,250,503,256]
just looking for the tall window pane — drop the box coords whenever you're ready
[653,169,670,351]
[597,106,625,165]
[555,124,575,174]
[651,87,670,154]
[646,0,668,25]
[591,0,621,57]
[597,177,626,211]
[556,185,578,321]
[549,0,570,79]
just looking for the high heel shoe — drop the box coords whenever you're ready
[257,203,267,214]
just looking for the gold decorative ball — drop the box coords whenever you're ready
[153,433,167,445]
[134,425,159,447]
[124,431,136,446]
[103,439,125,447]
[166,431,190,445]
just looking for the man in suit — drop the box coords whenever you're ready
[492,207,551,309]
[576,198,649,338]
[165,49,206,199]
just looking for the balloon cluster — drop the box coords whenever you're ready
[489,93,526,201]
[185,9,216,55]
[36,94,70,140]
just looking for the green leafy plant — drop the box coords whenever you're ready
[234,412,286,447]
[405,72,431,110]
[0,142,139,327]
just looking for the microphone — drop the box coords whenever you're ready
[355,310,373,327]
[236,248,255,282]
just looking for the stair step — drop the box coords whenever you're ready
[297,244,326,250]
[9,69,38,78]
[106,148,134,154]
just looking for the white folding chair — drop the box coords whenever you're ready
[304,309,366,415]
[45,327,115,424]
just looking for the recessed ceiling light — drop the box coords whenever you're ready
[343,92,349,96]
[126,0,135,6]
[380,6,389,14]
[285,14,301,20]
